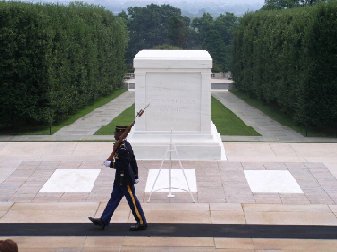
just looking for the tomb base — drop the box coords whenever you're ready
[128,122,226,161]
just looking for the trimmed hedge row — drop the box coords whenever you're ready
[0,2,127,127]
[232,2,337,128]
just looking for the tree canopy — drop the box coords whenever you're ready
[262,0,327,9]
[233,1,337,129]
[126,4,190,65]
[192,12,239,72]
[124,4,238,72]
[0,2,127,128]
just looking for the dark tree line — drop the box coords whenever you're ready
[233,1,337,130]
[0,2,127,129]
[262,0,328,9]
[121,4,238,72]
[192,12,239,72]
[122,4,190,65]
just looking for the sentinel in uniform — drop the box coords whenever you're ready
[89,126,147,231]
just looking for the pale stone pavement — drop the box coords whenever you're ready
[1,142,337,251]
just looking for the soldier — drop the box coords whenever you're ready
[89,126,147,231]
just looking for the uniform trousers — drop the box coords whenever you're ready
[101,183,146,225]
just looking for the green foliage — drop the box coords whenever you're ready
[153,44,182,50]
[263,0,303,9]
[122,4,239,72]
[126,4,190,65]
[0,88,126,135]
[262,0,326,10]
[211,96,260,136]
[95,103,135,135]
[192,12,239,72]
[232,2,337,129]
[0,1,128,129]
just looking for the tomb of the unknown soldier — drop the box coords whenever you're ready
[128,50,226,161]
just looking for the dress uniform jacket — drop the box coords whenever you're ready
[111,140,138,186]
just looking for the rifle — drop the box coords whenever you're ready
[107,104,150,161]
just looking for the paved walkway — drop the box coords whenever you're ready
[212,91,305,142]
[54,91,134,135]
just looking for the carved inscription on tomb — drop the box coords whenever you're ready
[145,73,202,131]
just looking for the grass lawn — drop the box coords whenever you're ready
[95,97,260,136]
[211,96,260,136]
[230,88,337,137]
[95,104,135,135]
[0,88,126,135]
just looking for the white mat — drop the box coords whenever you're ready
[40,169,100,192]
[244,170,303,193]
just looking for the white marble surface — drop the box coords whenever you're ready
[244,170,303,193]
[144,72,202,131]
[40,169,100,192]
[129,49,224,160]
[133,50,212,133]
[145,169,197,192]
[134,50,212,69]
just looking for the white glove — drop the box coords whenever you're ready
[135,178,139,184]
[103,160,111,167]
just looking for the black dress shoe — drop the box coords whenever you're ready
[88,217,106,230]
[130,223,147,231]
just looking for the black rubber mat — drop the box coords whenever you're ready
[1,223,337,239]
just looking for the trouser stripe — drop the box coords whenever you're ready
[127,185,143,224]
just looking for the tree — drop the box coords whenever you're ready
[262,0,326,9]
[192,12,238,72]
[262,0,299,9]
[126,4,190,66]
[118,10,128,23]
[168,15,190,48]
[123,4,239,72]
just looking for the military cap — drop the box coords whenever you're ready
[115,126,128,133]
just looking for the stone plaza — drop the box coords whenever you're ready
[1,140,337,251]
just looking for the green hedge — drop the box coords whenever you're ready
[0,2,127,128]
[232,2,337,128]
